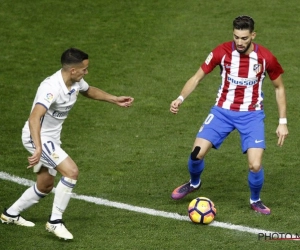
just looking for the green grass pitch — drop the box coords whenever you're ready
[1,0,300,249]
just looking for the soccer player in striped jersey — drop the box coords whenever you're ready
[1,48,134,239]
[170,16,288,215]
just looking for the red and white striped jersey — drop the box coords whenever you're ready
[201,41,284,111]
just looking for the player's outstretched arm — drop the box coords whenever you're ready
[170,67,206,114]
[81,86,134,107]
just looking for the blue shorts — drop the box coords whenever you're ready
[197,106,265,153]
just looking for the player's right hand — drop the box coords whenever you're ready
[27,149,42,169]
[170,99,183,114]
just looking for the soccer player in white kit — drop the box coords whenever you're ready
[0,48,134,240]
[170,16,288,214]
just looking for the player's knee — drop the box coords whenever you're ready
[57,160,79,179]
[248,163,261,172]
[37,182,54,194]
[36,168,55,193]
[191,146,201,160]
[44,183,54,193]
[66,167,78,180]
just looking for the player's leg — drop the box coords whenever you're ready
[1,133,57,226]
[21,136,77,239]
[247,147,264,196]
[247,148,264,201]
[238,110,270,214]
[50,156,78,221]
[1,166,55,227]
[171,139,212,200]
[171,107,233,200]
[247,148,270,214]
[189,107,234,187]
[46,156,78,240]
[188,138,212,187]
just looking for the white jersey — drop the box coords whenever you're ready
[22,69,89,144]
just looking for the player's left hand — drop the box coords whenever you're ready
[276,124,288,147]
[115,96,134,107]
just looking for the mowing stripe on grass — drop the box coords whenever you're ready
[0,171,290,237]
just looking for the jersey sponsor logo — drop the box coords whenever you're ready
[51,105,73,118]
[44,93,54,103]
[253,64,262,74]
[52,110,70,118]
[65,105,73,111]
[227,75,258,86]
[205,52,213,65]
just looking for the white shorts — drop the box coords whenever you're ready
[22,136,68,177]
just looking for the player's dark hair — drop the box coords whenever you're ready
[233,15,255,33]
[61,48,88,66]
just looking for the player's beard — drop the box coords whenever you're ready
[236,41,252,54]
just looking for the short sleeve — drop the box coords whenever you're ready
[35,81,59,110]
[201,44,225,74]
[79,79,89,92]
[266,55,284,80]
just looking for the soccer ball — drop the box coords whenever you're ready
[188,197,216,224]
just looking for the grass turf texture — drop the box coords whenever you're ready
[1,0,300,249]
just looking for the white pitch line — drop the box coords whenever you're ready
[0,171,291,237]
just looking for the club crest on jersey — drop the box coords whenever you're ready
[51,152,59,160]
[253,64,262,74]
[205,52,213,65]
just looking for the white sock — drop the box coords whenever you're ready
[50,177,77,221]
[250,198,261,204]
[7,184,47,216]
[190,180,201,188]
